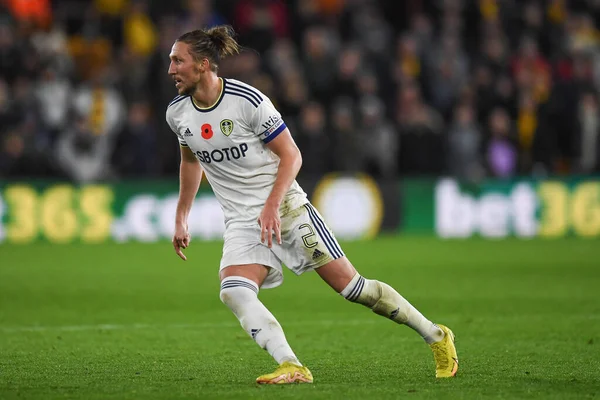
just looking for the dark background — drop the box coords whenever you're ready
[1,0,600,183]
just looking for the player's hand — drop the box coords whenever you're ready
[173,222,191,261]
[258,202,282,248]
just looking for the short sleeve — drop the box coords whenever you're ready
[166,100,187,147]
[250,98,287,144]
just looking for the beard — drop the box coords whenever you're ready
[179,82,195,96]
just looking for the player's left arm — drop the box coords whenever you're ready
[259,128,302,247]
[265,128,303,207]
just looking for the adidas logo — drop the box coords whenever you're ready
[251,328,262,340]
[183,128,193,136]
[312,249,324,260]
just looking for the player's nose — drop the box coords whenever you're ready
[168,62,176,75]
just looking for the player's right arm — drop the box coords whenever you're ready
[173,145,203,261]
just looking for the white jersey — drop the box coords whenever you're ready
[166,78,308,228]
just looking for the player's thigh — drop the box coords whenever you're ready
[315,256,358,293]
[220,227,285,289]
[275,203,344,274]
[275,203,354,292]
[219,263,270,287]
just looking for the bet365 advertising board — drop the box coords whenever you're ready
[0,176,598,243]
[403,177,600,238]
[0,174,397,243]
[0,181,225,244]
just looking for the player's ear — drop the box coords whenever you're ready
[198,58,209,73]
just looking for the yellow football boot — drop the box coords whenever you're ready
[256,361,313,384]
[429,324,458,378]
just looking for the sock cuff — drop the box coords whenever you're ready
[340,273,365,302]
[220,276,259,295]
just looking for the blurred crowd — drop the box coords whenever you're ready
[1,0,600,182]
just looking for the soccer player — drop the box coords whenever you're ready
[166,25,458,384]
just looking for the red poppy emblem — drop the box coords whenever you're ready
[201,123,213,139]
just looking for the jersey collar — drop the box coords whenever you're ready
[190,77,225,112]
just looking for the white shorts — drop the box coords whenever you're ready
[219,202,345,288]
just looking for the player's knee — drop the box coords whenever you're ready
[342,277,408,321]
[219,277,259,309]
[341,273,382,307]
[219,286,252,306]
[219,288,232,305]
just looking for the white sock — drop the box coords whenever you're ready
[220,276,301,365]
[340,273,444,344]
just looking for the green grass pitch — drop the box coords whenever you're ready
[1,236,599,399]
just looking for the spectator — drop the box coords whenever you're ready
[301,25,338,103]
[473,64,495,121]
[53,69,124,183]
[112,99,158,177]
[574,91,600,173]
[0,129,26,177]
[333,44,362,99]
[511,36,551,103]
[516,91,538,173]
[0,121,57,178]
[34,65,71,143]
[0,21,23,85]
[355,68,379,97]
[0,79,18,129]
[277,68,309,118]
[485,107,518,178]
[296,101,330,176]
[123,0,157,57]
[343,1,392,60]
[359,95,398,178]
[5,0,52,29]
[409,13,434,58]
[447,103,484,181]
[70,71,125,139]
[55,115,112,183]
[331,97,361,174]
[234,0,290,54]
[492,74,517,117]
[179,0,227,33]
[393,35,421,85]
[396,83,445,175]
[0,0,599,180]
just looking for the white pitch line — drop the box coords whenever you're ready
[0,318,378,334]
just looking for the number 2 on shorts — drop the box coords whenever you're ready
[299,223,318,248]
